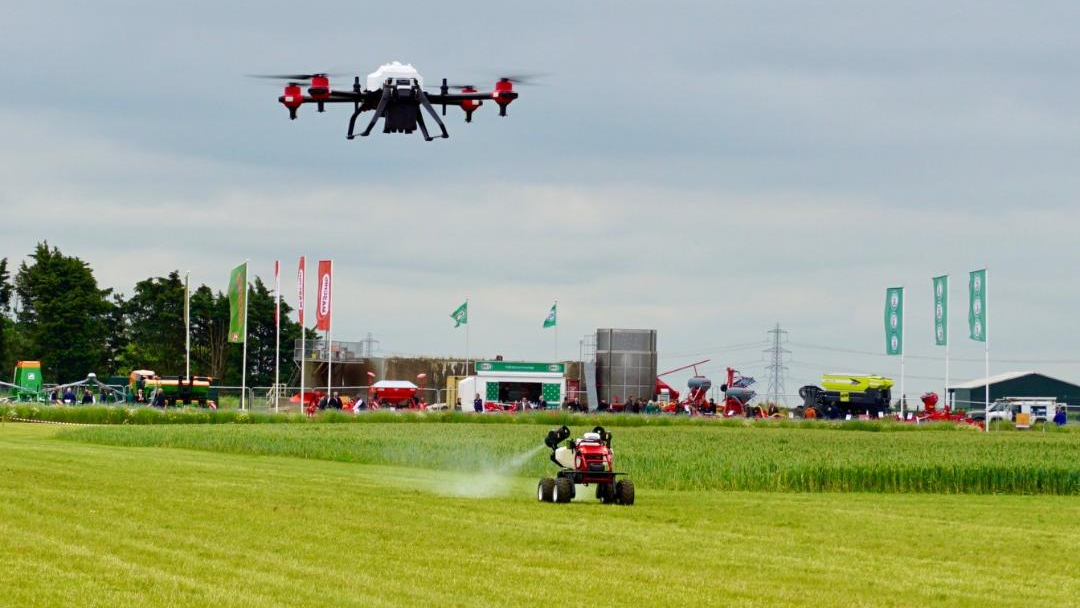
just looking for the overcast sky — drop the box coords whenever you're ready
[2,1,1079,399]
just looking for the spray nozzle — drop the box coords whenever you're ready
[545,425,570,450]
[592,426,612,447]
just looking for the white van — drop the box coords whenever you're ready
[968,397,1056,424]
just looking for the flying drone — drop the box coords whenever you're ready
[254,62,528,141]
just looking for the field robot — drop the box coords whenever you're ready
[537,426,635,505]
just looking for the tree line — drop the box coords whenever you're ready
[0,242,306,385]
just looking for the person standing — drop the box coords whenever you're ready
[473,393,483,413]
[328,392,342,409]
[1054,406,1067,426]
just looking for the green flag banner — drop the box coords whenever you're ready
[543,302,557,328]
[450,301,468,327]
[968,269,986,342]
[885,287,904,355]
[932,275,948,346]
[228,262,247,343]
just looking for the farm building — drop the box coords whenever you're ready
[949,372,1080,409]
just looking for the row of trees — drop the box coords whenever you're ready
[0,242,306,385]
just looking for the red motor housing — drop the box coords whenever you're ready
[459,86,482,122]
[279,84,303,119]
[492,79,517,116]
[308,75,331,100]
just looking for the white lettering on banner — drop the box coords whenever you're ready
[319,275,331,316]
[297,269,305,309]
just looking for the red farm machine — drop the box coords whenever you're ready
[538,426,635,505]
[720,367,758,417]
[655,359,711,414]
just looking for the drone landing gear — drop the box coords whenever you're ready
[415,110,433,141]
[351,85,392,139]
[346,102,362,139]
[417,90,449,140]
[345,84,449,141]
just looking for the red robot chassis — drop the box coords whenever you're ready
[537,426,635,505]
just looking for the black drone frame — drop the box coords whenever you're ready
[291,77,517,142]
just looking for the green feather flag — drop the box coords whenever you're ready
[450,301,468,328]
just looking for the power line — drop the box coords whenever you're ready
[658,341,769,359]
[763,323,790,406]
[788,341,1080,365]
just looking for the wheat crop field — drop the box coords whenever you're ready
[3,421,1079,607]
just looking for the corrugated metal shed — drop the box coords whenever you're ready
[949,372,1080,408]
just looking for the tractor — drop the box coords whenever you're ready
[537,426,635,505]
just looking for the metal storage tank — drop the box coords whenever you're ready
[595,328,658,405]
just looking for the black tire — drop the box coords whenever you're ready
[597,483,615,504]
[615,479,635,506]
[538,478,555,503]
[554,477,574,503]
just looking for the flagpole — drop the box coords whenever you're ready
[326,260,333,400]
[241,260,249,411]
[900,287,905,419]
[274,261,280,413]
[944,277,950,410]
[985,268,991,433]
[299,257,305,415]
[184,270,190,380]
[554,299,558,362]
[465,297,470,375]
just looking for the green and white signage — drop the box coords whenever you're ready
[968,269,987,342]
[475,361,565,374]
[884,286,904,356]
[932,275,948,346]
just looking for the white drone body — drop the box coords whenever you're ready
[366,61,424,92]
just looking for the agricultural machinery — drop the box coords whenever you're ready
[3,361,44,401]
[656,359,712,414]
[798,373,893,418]
[367,373,429,409]
[719,367,758,417]
[369,380,422,408]
[537,425,635,505]
[129,370,213,406]
[915,392,967,423]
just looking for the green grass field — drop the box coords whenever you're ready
[3,422,1080,607]
[59,422,1080,494]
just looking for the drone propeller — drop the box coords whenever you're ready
[495,73,548,86]
[247,72,341,81]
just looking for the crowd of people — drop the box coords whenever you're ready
[47,386,119,405]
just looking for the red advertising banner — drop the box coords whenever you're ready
[315,260,332,331]
[296,256,306,325]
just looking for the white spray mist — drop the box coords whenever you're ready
[432,443,547,499]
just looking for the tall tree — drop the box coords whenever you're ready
[0,258,11,313]
[189,285,231,380]
[120,271,186,374]
[240,277,300,387]
[14,243,112,383]
[102,292,128,377]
